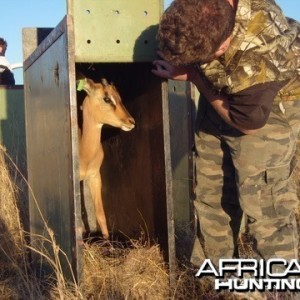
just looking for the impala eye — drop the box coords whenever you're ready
[103,96,112,103]
[103,92,116,108]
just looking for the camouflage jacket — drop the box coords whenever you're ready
[200,0,300,101]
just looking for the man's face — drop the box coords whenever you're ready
[0,45,6,55]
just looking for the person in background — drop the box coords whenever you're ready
[152,0,300,278]
[0,38,15,85]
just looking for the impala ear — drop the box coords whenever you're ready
[101,78,109,86]
[77,78,95,95]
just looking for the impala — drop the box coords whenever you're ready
[77,77,135,239]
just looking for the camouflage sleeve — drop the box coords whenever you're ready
[228,81,288,130]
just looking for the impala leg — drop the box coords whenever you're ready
[87,174,109,239]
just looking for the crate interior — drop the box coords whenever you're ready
[76,62,168,251]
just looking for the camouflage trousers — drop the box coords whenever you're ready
[191,98,300,267]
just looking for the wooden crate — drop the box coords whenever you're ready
[23,0,194,283]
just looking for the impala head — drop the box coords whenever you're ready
[78,77,135,131]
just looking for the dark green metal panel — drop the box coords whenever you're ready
[23,16,82,281]
[67,0,163,62]
[0,86,26,174]
[168,81,195,261]
[0,86,28,230]
[22,28,53,61]
[168,82,193,225]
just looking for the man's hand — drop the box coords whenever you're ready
[152,52,198,82]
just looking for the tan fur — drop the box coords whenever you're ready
[78,78,135,238]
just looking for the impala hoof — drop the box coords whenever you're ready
[103,233,109,239]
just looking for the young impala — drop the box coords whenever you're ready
[77,77,135,239]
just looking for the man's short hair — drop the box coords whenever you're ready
[0,38,7,47]
[157,0,235,65]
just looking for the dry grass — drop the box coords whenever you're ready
[0,145,81,299]
[0,141,299,300]
[82,240,169,299]
[0,144,31,299]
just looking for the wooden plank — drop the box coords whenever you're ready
[24,16,82,281]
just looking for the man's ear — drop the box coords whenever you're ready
[214,37,231,58]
